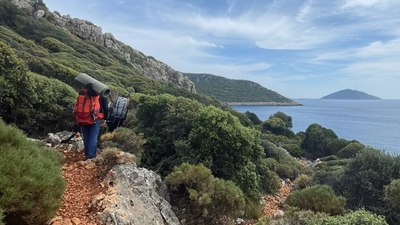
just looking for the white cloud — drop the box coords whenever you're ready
[342,61,400,78]
[341,0,399,9]
[169,11,338,50]
[225,0,238,13]
[354,39,400,58]
[342,0,382,9]
[296,0,313,22]
[178,36,222,48]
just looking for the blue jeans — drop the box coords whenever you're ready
[81,120,101,159]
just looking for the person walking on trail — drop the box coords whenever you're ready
[73,83,108,160]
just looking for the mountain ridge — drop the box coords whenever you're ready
[186,73,300,105]
[9,0,196,93]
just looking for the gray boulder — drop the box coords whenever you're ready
[97,164,181,225]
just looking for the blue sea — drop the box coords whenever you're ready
[232,99,400,154]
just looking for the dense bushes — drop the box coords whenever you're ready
[188,106,264,198]
[0,41,77,136]
[41,37,74,53]
[100,127,145,161]
[135,94,202,173]
[338,149,398,210]
[327,148,400,224]
[0,208,3,225]
[262,112,294,137]
[384,179,400,223]
[166,163,245,224]
[294,174,311,190]
[310,209,388,225]
[262,139,308,180]
[336,142,364,158]
[285,185,346,215]
[385,179,400,210]
[270,209,388,225]
[0,119,65,225]
[257,159,282,194]
[301,124,338,159]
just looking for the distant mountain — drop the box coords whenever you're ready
[321,89,381,99]
[186,73,300,105]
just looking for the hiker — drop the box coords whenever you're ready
[73,83,108,160]
[106,96,129,132]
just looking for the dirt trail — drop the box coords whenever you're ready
[261,182,292,217]
[49,146,107,225]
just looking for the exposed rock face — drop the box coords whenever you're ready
[34,9,45,18]
[10,0,196,93]
[9,1,195,93]
[11,0,34,11]
[97,164,181,225]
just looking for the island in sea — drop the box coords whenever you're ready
[186,73,301,106]
[321,89,381,100]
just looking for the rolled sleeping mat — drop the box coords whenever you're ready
[74,73,111,97]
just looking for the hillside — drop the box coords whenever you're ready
[186,73,300,105]
[322,89,381,99]
[0,0,225,136]
[0,0,196,95]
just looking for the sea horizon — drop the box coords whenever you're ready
[232,99,400,155]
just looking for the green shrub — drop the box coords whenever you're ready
[294,174,311,190]
[263,158,279,171]
[269,208,327,225]
[100,127,146,160]
[166,163,245,224]
[0,119,65,225]
[0,41,76,136]
[285,185,346,215]
[0,208,4,225]
[337,142,364,158]
[326,138,351,156]
[283,143,302,157]
[188,106,264,199]
[338,148,398,217]
[384,179,400,223]
[385,179,400,209]
[301,124,338,159]
[311,209,388,225]
[258,159,281,194]
[262,117,294,137]
[245,111,262,125]
[41,37,74,53]
[270,111,293,128]
[135,94,202,173]
[271,208,388,225]
[277,163,299,180]
[244,197,263,219]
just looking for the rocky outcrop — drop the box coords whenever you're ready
[45,134,181,225]
[11,0,34,11]
[10,0,196,93]
[9,1,195,93]
[54,13,195,92]
[96,163,181,225]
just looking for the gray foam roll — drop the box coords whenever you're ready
[74,73,111,97]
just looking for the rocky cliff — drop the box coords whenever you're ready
[11,0,196,93]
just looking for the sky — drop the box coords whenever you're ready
[44,0,400,99]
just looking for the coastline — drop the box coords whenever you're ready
[227,101,302,106]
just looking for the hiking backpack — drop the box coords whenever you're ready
[73,89,104,125]
[112,96,129,120]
